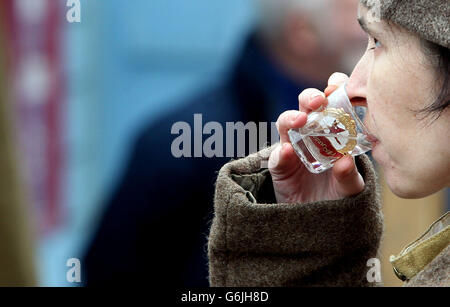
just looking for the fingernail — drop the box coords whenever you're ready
[290,111,297,121]
[310,93,325,105]
[296,111,302,119]
[311,92,325,99]
[324,86,334,96]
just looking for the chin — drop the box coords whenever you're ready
[388,184,424,199]
[373,146,437,199]
[384,172,433,199]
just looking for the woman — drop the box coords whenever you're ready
[207,0,449,286]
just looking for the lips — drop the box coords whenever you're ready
[365,133,380,146]
[362,122,379,145]
[362,113,380,146]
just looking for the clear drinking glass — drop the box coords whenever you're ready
[288,83,372,174]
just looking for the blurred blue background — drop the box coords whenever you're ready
[40,0,257,286]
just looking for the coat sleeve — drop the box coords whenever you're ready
[207,145,383,287]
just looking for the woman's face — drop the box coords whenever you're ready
[346,4,450,198]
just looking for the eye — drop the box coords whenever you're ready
[374,38,382,48]
[368,36,382,51]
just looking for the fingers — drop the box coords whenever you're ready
[268,142,300,179]
[328,72,349,87]
[332,155,365,197]
[298,89,327,113]
[325,72,349,97]
[324,85,339,97]
[276,110,307,144]
[297,72,350,112]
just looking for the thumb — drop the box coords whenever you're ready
[269,142,301,180]
[332,155,365,197]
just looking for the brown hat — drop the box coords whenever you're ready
[360,0,450,49]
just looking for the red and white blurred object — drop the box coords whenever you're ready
[1,0,66,235]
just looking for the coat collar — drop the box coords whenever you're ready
[390,211,450,281]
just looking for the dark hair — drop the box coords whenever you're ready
[418,41,450,122]
[382,3,450,123]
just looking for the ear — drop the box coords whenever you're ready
[282,11,320,57]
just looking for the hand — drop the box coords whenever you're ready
[268,73,365,203]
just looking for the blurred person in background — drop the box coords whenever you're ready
[82,0,366,286]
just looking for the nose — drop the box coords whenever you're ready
[346,55,369,107]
